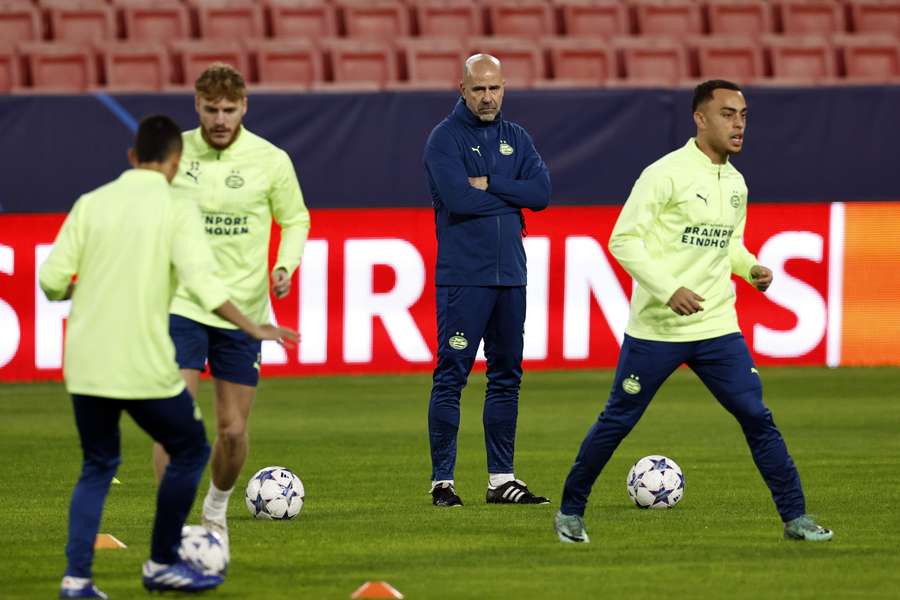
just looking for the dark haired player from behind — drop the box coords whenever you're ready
[41,115,297,598]
[553,81,833,544]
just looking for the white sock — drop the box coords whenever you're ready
[431,479,454,491]
[144,560,168,575]
[203,482,233,520]
[61,576,90,590]
[489,473,515,488]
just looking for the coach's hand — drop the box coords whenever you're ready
[750,265,773,292]
[667,287,705,315]
[254,324,300,349]
[272,268,291,299]
[468,176,488,190]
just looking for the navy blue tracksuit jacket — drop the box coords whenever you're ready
[424,98,551,286]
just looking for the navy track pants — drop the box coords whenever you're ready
[428,285,525,481]
[65,390,209,577]
[560,333,806,522]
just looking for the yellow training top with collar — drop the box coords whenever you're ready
[609,138,759,342]
[39,169,230,399]
[170,126,311,329]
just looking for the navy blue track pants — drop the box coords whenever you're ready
[560,333,806,522]
[65,390,209,578]
[428,285,525,481]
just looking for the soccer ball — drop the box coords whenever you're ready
[178,525,228,576]
[626,455,685,509]
[244,466,304,520]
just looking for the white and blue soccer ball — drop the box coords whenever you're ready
[179,525,228,576]
[627,455,685,509]
[244,466,304,520]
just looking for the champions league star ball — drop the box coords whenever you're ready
[179,525,228,576]
[627,455,685,509]
[245,466,305,520]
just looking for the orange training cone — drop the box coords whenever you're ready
[94,534,127,549]
[350,581,404,599]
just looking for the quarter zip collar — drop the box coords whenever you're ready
[685,137,730,175]
[452,97,502,129]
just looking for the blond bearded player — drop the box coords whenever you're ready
[153,64,311,552]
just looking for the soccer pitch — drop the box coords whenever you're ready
[1,367,898,599]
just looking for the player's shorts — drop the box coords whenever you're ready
[169,314,262,387]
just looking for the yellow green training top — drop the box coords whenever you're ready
[170,127,311,329]
[609,138,759,342]
[39,169,230,399]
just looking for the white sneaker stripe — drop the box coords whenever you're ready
[512,489,524,502]
[502,487,515,500]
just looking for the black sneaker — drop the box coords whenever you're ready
[486,479,550,504]
[431,482,463,507]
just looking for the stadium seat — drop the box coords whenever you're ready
[0,1,41,45]
[763,34,837,81]
[0,43,22,92]
[556,0,629,39]
[249,38,323,87]
[399,37,467,88]
[264,0,337,40]
[486,0,556,38]
[120,0,191,44]
[413,0,484,38]
[194,0,265,41]
[338,0,411,41]
[46,1,116,43]
[849,0,900,35]
[543,37,614,85]
[834,33,900,82]
[97,41,171,90]
[170,40,249,85]
[775,0,847,35]
[706,0,775,36]
[615,36,689,84]
[326,39,398,87]
[19,42,98,91]
[689,36,764,83]
[468,36,545,87]
[632,0,704,36]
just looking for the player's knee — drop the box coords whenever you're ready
[83,454,121,477]
[731,389,772,428]
[218,423,248,449]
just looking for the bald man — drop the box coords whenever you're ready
[423,54,552,507]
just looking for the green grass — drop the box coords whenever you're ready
[1,367,899,599]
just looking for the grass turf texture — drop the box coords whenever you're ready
[1,367,898,599]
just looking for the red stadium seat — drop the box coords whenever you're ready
[326,39,398,87]
[19,42,98,91]
[264,0,337,40]
[413,0,484,38]
[632,0,704,36]
[615,36,689,84]
[763,34,837,81]
[121,0,191,44]
[97,41,171,90]
[249,38,323,87]
[849,0,900,35]
[0,1,41,45]
[689,36,764,83]
[194,0,265,41]
[338,0,411,40]
[834,33,900,81]
[706,0,775,36]
[46,1,116,43]
[775,0,847,35]
[399,37,467,88]
[556,0,629,39]
[170,40,249,85]
[486,0,556,38]
[468,36,545,87]
[0,43,22,92]
[544,37,614,85]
